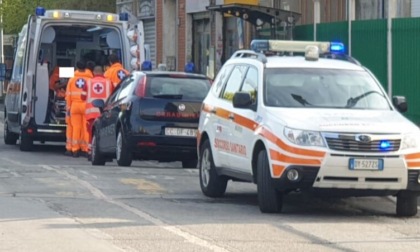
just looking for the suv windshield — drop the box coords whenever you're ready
[264,68,391,110]
[146,76,210,100]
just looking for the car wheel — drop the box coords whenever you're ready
[91,133,106,166]
[116,129,132,167]
[257,149,283,213]
[396,191,418,217]
[4,117,18,145]
[19,133,33,152]
[182,159,198,169]
[199,140,227,197]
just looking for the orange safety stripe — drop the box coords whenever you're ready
[201,103,326,158]
[269,149,322,165]
[215,107,231,119]
[272,164,285,177]
[405,153,420,160]
[259,127,326,158]
[407,162,420,168]
[234,113,258,131]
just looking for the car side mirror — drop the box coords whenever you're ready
[392,96,407,113]
[233,92,253,109]
[0,63,6,81]
[92,99,105,113]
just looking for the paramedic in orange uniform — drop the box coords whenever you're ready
[65,61,93,157]
[104,54,129,88]
[82,65,113,160]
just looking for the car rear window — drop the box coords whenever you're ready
[145,76,210,100]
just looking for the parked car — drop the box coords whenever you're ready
[91,71,211,168]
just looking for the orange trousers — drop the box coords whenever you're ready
[65,114,72,152]
[70,101,88,152]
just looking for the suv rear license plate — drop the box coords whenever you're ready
[165,128,197,137]
[349,158,384,170]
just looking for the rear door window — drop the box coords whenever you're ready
[146,76,210,101]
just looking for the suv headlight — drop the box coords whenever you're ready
[401,133,420,150]
[284,127,325,147]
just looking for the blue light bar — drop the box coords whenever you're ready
[330,42,345,54]
[119,12,129,21]
[250,40,269,53]
[35,6,46,16]
[379,140,392,150]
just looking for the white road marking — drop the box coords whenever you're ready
[1,157,28,166]
[40,165,230,252]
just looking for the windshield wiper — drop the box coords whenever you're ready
[152,94,183,99]
[346,90,384,108]
[291,93,313,106]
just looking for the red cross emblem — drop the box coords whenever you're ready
[93,82,104,94]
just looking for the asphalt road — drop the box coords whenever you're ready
[1,110,420,251]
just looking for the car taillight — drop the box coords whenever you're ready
[135,76,147,97]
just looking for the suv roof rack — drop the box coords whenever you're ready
[230,50,267,64]
[320,53,362,66]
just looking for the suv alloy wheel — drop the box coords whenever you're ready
[199,140,228,197]
[257,149,283,213]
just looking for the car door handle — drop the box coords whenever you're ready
[210,109,216,114]
[228,114,235,120]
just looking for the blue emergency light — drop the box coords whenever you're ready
[250,40,269,52]
[330,42,345,54]
[35,6,46,16]
[119,12,129,21]
[379,140,392,150]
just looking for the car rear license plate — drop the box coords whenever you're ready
[165,128,197,137]
[349,158,384,170]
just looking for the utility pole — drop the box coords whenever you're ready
[313,0,320,41]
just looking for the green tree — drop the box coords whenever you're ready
[1,0,116,34]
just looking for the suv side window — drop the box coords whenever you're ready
[213,64,234,96]
[241,67,258,104]
[221,65,248,101]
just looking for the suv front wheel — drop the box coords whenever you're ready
[199,140,227,197]
[396,191,418,217]
[257,149,283,213]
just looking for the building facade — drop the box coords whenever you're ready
[116,0,412,76]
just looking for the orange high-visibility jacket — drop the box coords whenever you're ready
[84,75,113,121]
[104,62,129,88]
[65,70,93,109]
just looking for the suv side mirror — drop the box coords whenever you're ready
[233,92,253,109]
[392,96,407,113]
[0,63,6,81]
[92,99,105,113]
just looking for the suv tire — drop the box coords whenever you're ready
[199,140,227,197]
[396,191,418,217]
[116,129,132,167]
[19,133,33,152]
[182,159,198,169]
[91,133,106,166]
[257,149,283,213]
[4,113,18,145]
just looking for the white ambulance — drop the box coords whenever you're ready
[1,7,146,151]
[197,40,420,217]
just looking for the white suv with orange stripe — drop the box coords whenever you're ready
[197,40,420,217]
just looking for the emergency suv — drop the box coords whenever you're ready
[197,40,420,217]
